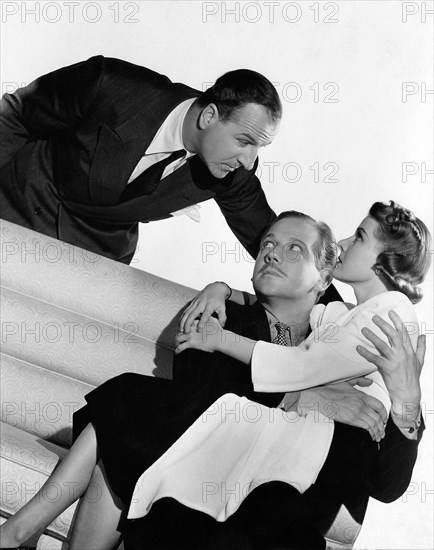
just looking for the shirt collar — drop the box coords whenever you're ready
[264,309,310,347]
[146,98,196,159]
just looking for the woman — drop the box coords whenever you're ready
[0,201,430,550]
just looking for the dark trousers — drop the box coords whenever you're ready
[123,422,376,550]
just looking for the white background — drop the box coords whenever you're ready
[1,1,433,548]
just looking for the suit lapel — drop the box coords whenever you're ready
[118,161,217,222]
[87,124,131,205]
[234,302,272,343]
[63,158,217,224]
[235,303,285,408]
[88,85,199,206]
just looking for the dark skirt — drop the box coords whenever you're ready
[73,372,378,549]
[73,370,377,507]
[73,373,234,503]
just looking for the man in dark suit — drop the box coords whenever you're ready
[0,56,281,264]
[124,212,424,550]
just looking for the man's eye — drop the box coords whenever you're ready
[261,240,274,249]
[238,139,250,146]
[288,244,302,253]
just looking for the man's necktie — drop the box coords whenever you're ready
[273,322,291,347]
[122,149,186,200]
[273,322,298,411]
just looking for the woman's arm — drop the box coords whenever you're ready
[179,282,256,333]
[175,314,376,391]
[251,298,419,393]
[175,317,378,393]
[175,318,256,363]
[178,297,419,397]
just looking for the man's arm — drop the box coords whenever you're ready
[292,311,425,502]
[213,158,276,259]
[357,311,423,437]
[356,311,425,502]
[286,379,388,443]
[367,414,424,502]
[0,55,106,168]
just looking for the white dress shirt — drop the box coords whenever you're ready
[128,98,200,222]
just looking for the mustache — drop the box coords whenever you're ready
[259,265,286,276]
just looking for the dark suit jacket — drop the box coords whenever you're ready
[125,300,424,549]
[0,56,275,263]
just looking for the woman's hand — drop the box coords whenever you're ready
[179,283,230,334]
[356,310,424,432]
[175,318,224,354]
[357,310,424,402]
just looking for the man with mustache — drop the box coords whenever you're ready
[124,211,424,550]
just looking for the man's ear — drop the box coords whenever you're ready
[198,103,219,130]
[315,268,333,294]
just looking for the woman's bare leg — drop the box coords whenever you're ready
[68,458,125,550]
[0,423,98,547]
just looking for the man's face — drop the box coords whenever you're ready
[196,103,280,179]
[252,217,323,301]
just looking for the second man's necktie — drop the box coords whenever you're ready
[272,322,291,347]
[122,149,186,200]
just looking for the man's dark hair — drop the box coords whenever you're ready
[195,69,282,123]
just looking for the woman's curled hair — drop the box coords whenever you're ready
[369,201,431,303]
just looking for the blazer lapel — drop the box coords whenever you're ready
[249,302,272,343]
[118,161,217,222]
[88,85,199,206]
[63,159,217,224]
[87,124,131,205]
